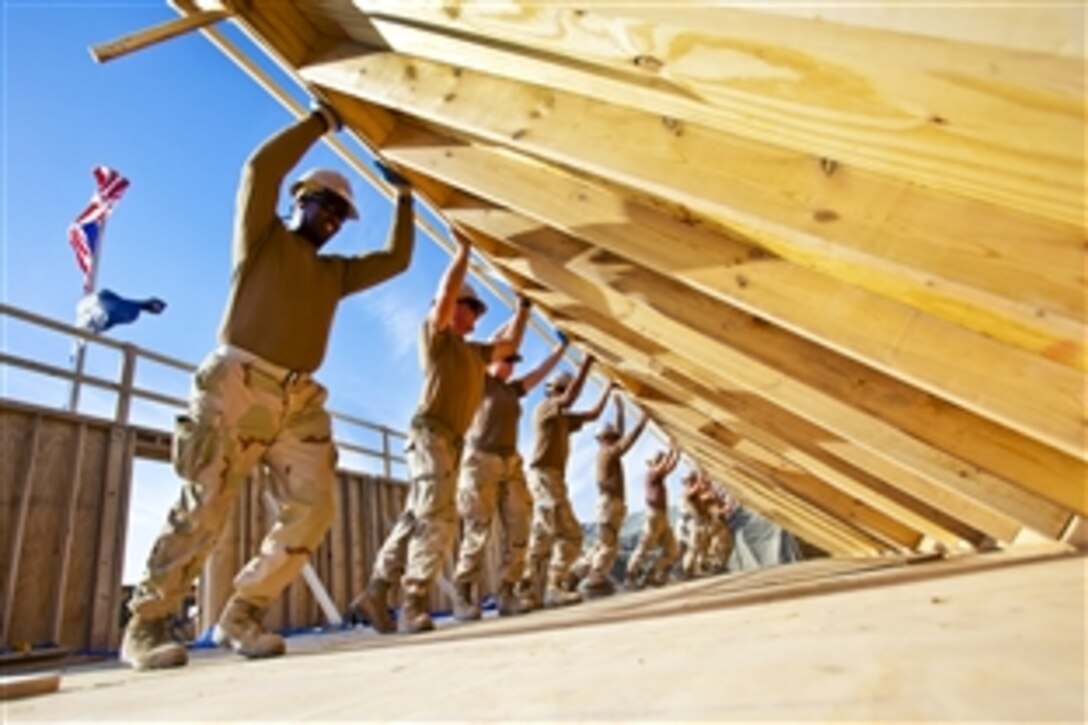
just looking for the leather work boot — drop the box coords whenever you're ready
[213,596,285,659]
[497,581,528,617]
[120,615,189,671]
[579,574,616,600]
[399,593,434,634]
[351,579,396,634]
[453,581,481,622]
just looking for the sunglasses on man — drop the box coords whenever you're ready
[304,190,352,221]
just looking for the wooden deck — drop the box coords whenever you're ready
[7,551,1083,721]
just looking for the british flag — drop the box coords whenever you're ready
[68,166,130,291]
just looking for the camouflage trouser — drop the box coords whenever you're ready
[130,350,336,619]
[627,507,678,582]
[524,467,584,588]
[707,518,734,572]
[572,494,626,582]
[681,513,713,576]
[371,424,461,598]
[454,449,531,588]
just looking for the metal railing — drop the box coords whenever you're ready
[0,302,407,479]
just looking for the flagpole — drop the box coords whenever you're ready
[67,217,107,412]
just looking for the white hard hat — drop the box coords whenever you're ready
[290,168,359,220]
[457,282,487,314]
[547,370,574,393]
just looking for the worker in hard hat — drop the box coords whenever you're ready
[120,103,417,671]
[353,227,524,634]
[450,309,571,622]
[704,481,735,574]
[517,355,615,610]
[678,469,715,579]
[568,392,648,599]
[625,448,681,589]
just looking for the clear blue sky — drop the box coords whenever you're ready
[1,1,676,583]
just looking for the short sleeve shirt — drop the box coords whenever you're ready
[645,470,668,511]
[414,320,493,438]
[467,375,526,455]
[529,396,584,471]
[595,444,625,500]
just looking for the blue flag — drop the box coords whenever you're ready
[77,289,166,333]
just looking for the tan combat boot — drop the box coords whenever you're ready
[544,572,583,608]
[579,573,616,600]
[453,581,481,622]
[399,593,434,633]
[120,615,188,671]
[497,581,528,617]
[351,579,395,634]
[515,578,541,612]
[213,596,285,659]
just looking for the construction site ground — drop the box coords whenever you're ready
[5,550,1083,721]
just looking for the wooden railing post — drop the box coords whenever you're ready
[382,429,392,481]
[115,344,137,425]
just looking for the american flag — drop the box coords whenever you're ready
[68,166,130,291]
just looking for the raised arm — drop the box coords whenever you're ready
[489,296,531,362]
[558,353,594,409]
[613,393,625,437]
[235,109,334,261]
[517,336,569,393]
[429,227,471,332]
[657,448,680,476]
[618,410,648,455]
[342,186,415,294]
[571,379,616,423]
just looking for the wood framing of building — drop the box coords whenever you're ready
[1,2,1085,718]
[164,0,1083,556]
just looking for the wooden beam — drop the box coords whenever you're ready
[353,2,1084,227]
[300,42,1083,348]
[457,214,1053,543]
[531,289,1003,551]
[300,44,1085,458]
[373,125,1086,515]
[622,366,973,552]
[642,396,922,551]
[501,281,889,554]
[91,8,229,63]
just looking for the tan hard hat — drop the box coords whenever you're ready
[547,370,574,393]
[457,282,487,314]
[596,422,620,440]
[290,168,359,220]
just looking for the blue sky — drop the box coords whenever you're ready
[1,1,675,583]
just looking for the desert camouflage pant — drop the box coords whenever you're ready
[453,449,531,588]
[130,350,336,619]
[572,494,627,583]
[524,467,584,588]
[627,507,678,583]
[706,517,734,573]
[681,513,713,577]
[371,423,461,598]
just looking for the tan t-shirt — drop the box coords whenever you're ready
[646,470,668,511]
[415,320,493,438]
[467,375,526,455]
[218,114,414,372]
[530,396,584,471]
[596,444,625,501]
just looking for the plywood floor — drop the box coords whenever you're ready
[7,552,1084,721]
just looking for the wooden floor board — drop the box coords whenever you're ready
[9,552,1083,721]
